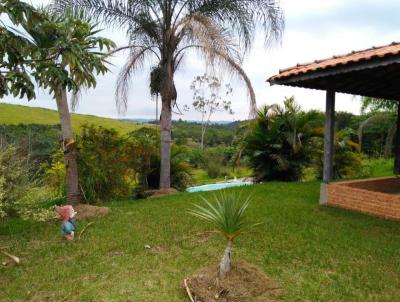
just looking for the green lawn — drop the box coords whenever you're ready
[0,103,145,134]
[1,182,400,301]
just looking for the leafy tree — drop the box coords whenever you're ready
[54,0,284,189]
[189,191,256,279]
[243,97,322,181]
[0,0,42,100]
[190,74,233,149]
[22,10,115,204]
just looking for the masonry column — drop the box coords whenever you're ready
[320,89,335,205]
[393,101,400,174]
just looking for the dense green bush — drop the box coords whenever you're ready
[0,145,31,217]
[0,124,59,173]
[206,161,223,178]
[313,128,364,179]
[76,125,133,202]
[0,145,56,220]
[243,98,322,181]
[202,147,228,178]
[146,144,192,191]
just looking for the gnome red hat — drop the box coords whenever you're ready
[55,205,76,222]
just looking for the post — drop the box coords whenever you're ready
[394,102,400,174]
[320,89,335,205]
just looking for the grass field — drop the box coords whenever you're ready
[0,103,144,134]
[1,181,400,301]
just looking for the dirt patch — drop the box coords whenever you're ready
[74,204,110,219]
[183,261,282,302]
[148,188,178,198]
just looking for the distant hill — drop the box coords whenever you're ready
[0,103,144,134]
[124,118,237,125]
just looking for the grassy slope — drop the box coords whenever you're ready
[1,182,400,301]
[0,103,144,134]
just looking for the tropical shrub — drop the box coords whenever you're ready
[0,145,31,217]
[0,144,56,220]
[189,190,257,279]
[126,127,160,190]
[43,149,66,197]
[146,144,193,191]
[0,124,59,174]
[76,125,133,202]
[188,148,204,168]
[243,98,323,181]
[313,128,364,179]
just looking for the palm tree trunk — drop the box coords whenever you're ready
[55,86,80,205]
[394,103,400,174]
[160,95,172,189]
[219,240,233,279]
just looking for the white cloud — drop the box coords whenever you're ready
[3,0,400,120]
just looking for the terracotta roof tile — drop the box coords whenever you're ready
[268,42,400,83]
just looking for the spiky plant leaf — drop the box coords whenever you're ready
[189,190,256,241]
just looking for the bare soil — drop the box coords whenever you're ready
[148,188,178,198]
[74,204,110,219]
[183,261,282,302]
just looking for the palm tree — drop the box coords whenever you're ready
[53,0,285,189]
[359,97,397,158]
[243,97,322,181]
[189,190,256,279]
[25,11,114,204]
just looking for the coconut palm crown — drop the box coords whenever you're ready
[52,0,285,189]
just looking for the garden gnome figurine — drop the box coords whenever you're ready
[55,205,77,241]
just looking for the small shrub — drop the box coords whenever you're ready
[172,171,192,191]
[0,145,32,217]
[206,162,223,178]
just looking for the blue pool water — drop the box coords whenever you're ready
[186,181,253,193]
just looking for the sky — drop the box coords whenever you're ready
[3,0,400,121]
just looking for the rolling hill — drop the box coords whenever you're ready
[0,103,144,134]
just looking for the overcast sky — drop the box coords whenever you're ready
[3,0,400,121]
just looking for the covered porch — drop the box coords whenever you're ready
[268,42,400,219]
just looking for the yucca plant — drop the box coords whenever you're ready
[189,190,256,279]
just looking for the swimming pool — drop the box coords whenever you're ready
[186,181,253,193]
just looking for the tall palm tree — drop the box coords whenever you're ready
[53,0,285,189]
[25,11,114,204]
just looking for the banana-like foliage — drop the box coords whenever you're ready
[0,0,42,100]
[24,9,115,105]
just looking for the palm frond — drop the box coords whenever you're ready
[115,46,156,114]
[189,190,256,241]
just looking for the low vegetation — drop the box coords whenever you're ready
[2,182,400,301]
